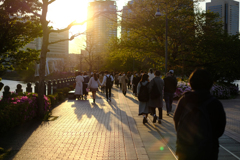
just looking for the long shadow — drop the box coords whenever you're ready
[71,89,138,134]
[0,119,42,160]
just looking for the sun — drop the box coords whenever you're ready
[47,0,88,33]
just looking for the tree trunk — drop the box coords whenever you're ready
[38,0,49,118]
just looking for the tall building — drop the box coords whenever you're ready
[121,1,133,36]
[87,1,117,54]
[206,0,239,35]
[24,31,69,75]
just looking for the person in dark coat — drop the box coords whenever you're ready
[132,72,140,96]
[173,69,226,160]
[83,72,90,100]
[164,71,177,115]
[148,70,164,124]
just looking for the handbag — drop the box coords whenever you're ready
[86,88,89,92]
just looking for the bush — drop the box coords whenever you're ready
[174,81,239,99]
[0,93,50,133]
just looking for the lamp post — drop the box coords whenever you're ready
[155,7,168,74]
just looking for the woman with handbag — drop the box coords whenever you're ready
[87,73,101,103]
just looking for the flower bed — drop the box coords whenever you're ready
[174,81,239,99]
[0,93,51,133]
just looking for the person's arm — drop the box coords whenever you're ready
[101,76,106,86]
[173,96,185,131]
[137,83,141,95]
[97,79,101,86]
[87,77,92,88]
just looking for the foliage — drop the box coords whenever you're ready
[0,0,42,74]
[105,0,240,81]
[0,92,50,133]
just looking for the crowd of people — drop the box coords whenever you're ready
[74,68,226,160]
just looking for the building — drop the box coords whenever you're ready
[206,0,239,35]
[86,1,117,54]
[24,31,69,76]
[121,1,133,36]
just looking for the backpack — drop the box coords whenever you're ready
[106,76,112,87]
[150,79,161,99]
[176,96,215,156]
[83,76,89,83]
[138,82,149,102]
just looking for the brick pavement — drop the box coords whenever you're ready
[1,87,240,160]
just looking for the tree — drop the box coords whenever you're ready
[0,0,42,75]
[14,0,121,117]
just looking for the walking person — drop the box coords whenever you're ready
[120,72,129,96]
[148,70,164,124]
[132,72,140,96]
[164,71,177,115]
[99,72,105,93]
[75,72,84,100]
[174,69,226,160]
[137,74,150,124]
[87,73,101,104]
[148,68,155,81]
[127,71,131,89]
[82,72,90,100]
[114,72,119,88]
[118,73,122,89]
[101,70,114,102]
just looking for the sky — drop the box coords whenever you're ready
[47,0,209,54]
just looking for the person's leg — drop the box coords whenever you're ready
[169,93,174,112]
[92,91,96,103]
[164,92,171,114]
[109,87,112,101]
[158,107,162,119]
[105,86,109,100]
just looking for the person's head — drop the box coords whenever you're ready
[169,70,174,75]
[75,72,78,76]
[140,73,149,82]
[149,68,153,74]
[78,72,81,76]
[154,70,161,77]
[189,68,213,91]
[105,70,109,74]
[166,72,171,77]
[93,73,98,81]
[122,72,125,76]
[84,72,87,75]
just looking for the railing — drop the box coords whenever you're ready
[0,77,76,99]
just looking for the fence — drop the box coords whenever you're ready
[0,78,75,99]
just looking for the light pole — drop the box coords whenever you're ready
[155,7,168,74]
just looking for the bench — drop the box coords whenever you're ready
[68,90,75,99]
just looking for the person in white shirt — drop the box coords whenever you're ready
[148,68,155,81]
[87,73,101,103]
[75,72,84,100]
[101,70,114,102]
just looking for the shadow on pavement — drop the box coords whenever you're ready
[71,89,138,134]
[0,119,42,160]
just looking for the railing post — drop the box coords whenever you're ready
[3,86,11,99]
[53,79,57,94]
[48,80,52,95]
[26,82,32,93]
[35,81,39,94]
[61,78,65,88]
[57,79,61,89]
[16,84,23,93]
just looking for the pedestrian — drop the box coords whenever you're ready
[164,71,177,115]
[101,70,114,102]
[118,73,122,89]
[75,72,84,100]
[132,72,140,96]
[120,72,129,96]
[148,70,164,124]
[173,68,226,160]
[137,74,150,124]
[127,71,131,89]
[99,72,105,93]
[83,72,90,100]
[87,73,101,103]
[148,68,155,81]
[114,72,119,88]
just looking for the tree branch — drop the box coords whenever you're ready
[48,0,56,5]
[49,10,122,33]
[48,32,85,45]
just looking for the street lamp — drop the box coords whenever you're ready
[155,6,168,74]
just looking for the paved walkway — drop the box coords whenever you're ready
[0,87,240,160]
